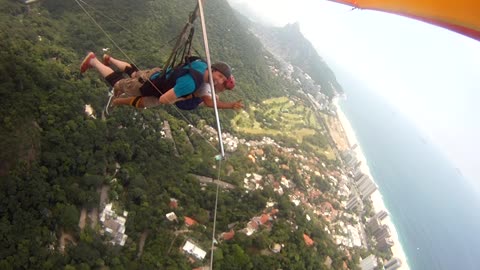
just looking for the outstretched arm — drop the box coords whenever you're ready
[202,95,243,110]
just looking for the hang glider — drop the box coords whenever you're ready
[327,0,480,42]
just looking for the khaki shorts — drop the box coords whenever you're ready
[114,67,162,96]
[114,67,163,107]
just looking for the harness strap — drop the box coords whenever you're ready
[124,64,139,77]
[130,96,142,107]
[163,3,200,71]
[139,60,205,98]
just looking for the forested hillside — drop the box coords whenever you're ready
[0,0,354,269]
[250,22,344,100]
[0,0,289,177]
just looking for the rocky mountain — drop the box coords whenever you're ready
[228,3,344,100]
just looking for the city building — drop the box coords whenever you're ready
[385,257,402,270]
[166,212,178,222]
[346,195,362,211]
[341,149,359,169]
[367,217,382,234]
[377,237,395,251]
[350,166,364,179]
[359,254,378,270]
[347,225,362,247]
[356,176,377,199]
[182,240,206,261]
[355,173,368,183]
[374,210,389,220]
[373,224,391,241]
[100,203,128,246]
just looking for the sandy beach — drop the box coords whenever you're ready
[334,99,411,270]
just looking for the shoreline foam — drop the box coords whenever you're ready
[334,99,411,270]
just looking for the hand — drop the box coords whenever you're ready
[232,100,244,110]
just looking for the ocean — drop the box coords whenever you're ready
[337,73,480,270]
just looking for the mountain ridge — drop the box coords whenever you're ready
[227,1,344,99]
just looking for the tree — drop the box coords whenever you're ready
[54,204,79,231]
[219,244,253,270]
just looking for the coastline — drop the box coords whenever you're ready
[334,99,411,270]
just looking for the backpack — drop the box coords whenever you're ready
[139,58,205,110]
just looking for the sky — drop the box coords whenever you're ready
[228,0,480,192]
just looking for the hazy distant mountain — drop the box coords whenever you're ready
[228,1,343,99]
[226,0,276,27]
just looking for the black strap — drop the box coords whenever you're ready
[131,96,142,107]
[139,60,205,98]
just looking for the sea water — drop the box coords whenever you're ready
[337,75,480,270]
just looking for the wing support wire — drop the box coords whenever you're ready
[197,0,225,268]
[197,0,226,159]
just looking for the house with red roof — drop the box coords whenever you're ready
[260,214,270,224]
[220,229,235,241]
[303,233,314,246]
[242,220,258,236]
[170,198,178,209]
[319,202,338,222]
[184,216,198,227]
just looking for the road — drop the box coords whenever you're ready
[190,174,236,190]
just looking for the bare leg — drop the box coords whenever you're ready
[108,56,132,72]
[159,88,180,104]
[89,58,115,78]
